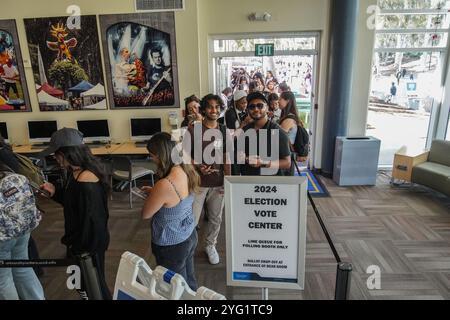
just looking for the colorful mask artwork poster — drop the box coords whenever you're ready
[24,15,107,111]
[0,20,31,112]
[100,13,179,109]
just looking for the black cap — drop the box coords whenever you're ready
[39,128,84,157]
[247,91,269,105]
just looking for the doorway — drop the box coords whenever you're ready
[210,33,320,166]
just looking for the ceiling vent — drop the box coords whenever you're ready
[135,0,185,12]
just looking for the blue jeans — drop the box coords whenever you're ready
[0,232,45,300]
[152,231,198,291]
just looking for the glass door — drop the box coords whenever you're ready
[211,33,319,166]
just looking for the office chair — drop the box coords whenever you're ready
[111,156,155,209]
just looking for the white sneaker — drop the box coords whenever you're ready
[205,245,220,265]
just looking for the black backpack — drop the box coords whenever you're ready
[282,114,309,157]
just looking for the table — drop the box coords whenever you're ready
[391,146,429,182]
[13,143,124,156]
[111,142,149,155]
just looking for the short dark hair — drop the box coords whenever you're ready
[184,94,200,109]
[248,81,258,91]
[222,87,232,95]
[268,93,279,104]
[279,81,290,92]
[150,47,162,57]
[200,94,223,113]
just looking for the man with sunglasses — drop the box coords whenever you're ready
[239,92,292,176]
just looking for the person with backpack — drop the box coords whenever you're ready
[39,128,111,300]
[188,94,231,265]
[0,162,45,300]
[279,91,309,173]
[0,136,45,278]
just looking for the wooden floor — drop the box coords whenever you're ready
[32,173,450,300]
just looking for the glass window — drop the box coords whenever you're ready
[367,0,450,165]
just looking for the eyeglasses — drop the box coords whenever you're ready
[248,103,266,111]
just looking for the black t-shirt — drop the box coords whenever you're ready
[55,176,110,255]
[188,123,228,188]
[240,120,292,176]
[225,107,247,130]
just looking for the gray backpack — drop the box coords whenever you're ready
[0,171,41,241]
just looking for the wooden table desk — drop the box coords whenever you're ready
[111,142,149,155]
[13,143,124,156]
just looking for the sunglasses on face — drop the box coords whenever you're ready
[248,103,266,111]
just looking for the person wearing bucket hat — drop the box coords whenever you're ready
[40,128,112,300]
[224,90,252,130]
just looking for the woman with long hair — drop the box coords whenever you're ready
[40,128,111,300]
[141,132,200,290]
[279,91,308,164]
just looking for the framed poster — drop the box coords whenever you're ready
[0,19,31,112]
[225,176,308,290]
[99,13,179,109]
[24,15,107,111]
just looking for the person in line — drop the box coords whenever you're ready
[141,132,200,290]
[239,92,292,176]
[279,91,307,171]
[264,80,277,95]
[40,128,111,300]
[219,87,233,112]
[267,93,281,123]
[0,136,45,278]
[0,162,45,300]
[225,90,252,175]
[181,95,202,128]
[190,94,231,265]
[224,90,252,131]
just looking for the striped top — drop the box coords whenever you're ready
[151,178,195,246]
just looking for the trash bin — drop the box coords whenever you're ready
[408,98,420,110]
[333,136,381,186]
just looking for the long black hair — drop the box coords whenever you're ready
[280,91,300,125]
[56,145,110,192]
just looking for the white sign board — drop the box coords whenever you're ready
[225,176,308,290]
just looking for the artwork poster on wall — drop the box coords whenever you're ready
[99,12,179,109]
[24,15,107,111]
[0,19,31,112]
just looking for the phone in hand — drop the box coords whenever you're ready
[28,181,51,198]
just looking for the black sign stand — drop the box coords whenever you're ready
[293,160,352,300]
[0,254,104,300]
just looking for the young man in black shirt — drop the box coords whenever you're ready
[238,92,292,176]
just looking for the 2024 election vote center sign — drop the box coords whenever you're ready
[225,176,308,290]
